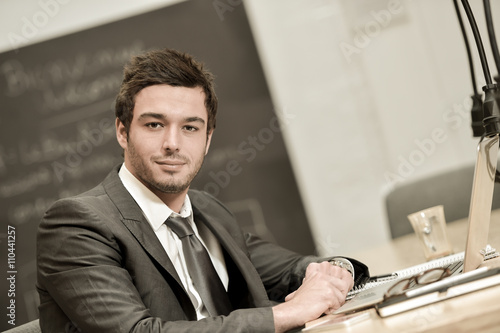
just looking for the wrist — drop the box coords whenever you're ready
[328,257,355,281]
[272,302,303,333]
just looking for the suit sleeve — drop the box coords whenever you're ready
[37,198,276,333]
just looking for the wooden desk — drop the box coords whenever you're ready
[304,210,500,332]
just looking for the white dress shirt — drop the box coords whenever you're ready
[118,164,229,320]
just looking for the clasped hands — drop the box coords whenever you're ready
[286,261,354,315]
[272,261,354,332]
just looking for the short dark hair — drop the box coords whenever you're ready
[115,48,217,134]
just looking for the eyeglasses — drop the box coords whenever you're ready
[383,267,452,300]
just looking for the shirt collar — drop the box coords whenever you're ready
[118,163,193,231]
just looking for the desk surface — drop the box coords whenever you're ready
[304,209,500,332]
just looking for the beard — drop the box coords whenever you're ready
[126,141,206,195]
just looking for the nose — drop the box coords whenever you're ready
[162,126,181,152]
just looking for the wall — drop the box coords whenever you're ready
[244,0,500,255]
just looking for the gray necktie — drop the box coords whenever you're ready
[165,215,232,316]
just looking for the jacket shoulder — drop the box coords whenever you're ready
[188,189,235,217]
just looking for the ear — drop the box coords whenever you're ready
[205,130,214,155]
[116,118,128,150]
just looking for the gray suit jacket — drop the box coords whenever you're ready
[36,165,369,332]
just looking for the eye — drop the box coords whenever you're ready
[183,125,198,132]
[146,122,163,129]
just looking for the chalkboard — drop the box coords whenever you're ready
[0,0,314,328]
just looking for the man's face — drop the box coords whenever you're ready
[116,84,212,197]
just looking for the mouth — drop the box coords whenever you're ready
[156,160,185,165]
[155,159,187,170]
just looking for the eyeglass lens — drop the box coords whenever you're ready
[385,268,450,298]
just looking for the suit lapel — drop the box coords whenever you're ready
[102,166,185,291]
[191,194,271,308]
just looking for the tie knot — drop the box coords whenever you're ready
[165,215,194,238]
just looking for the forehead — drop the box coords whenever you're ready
[133,84,207,120]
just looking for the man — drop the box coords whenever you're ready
[37,48,369,332]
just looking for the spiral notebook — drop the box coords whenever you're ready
[334,252,466,314]
[335,136,500,314]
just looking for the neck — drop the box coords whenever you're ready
[156,190,188,213]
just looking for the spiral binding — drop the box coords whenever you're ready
[347,252,466,300]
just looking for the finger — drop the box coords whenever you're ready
[326,266,354,291]
[327,264,350,278]
[304,262,322,276]
[306,262,347,279]
[285,290,296,302]
[325,287,345,313]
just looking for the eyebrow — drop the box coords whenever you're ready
[137,112,166,121]
[137,113,206,125]
[184,116,206,125]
